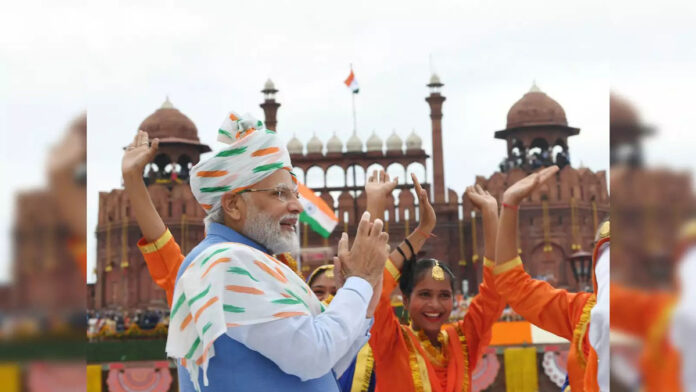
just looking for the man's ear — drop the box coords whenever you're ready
[221,192,244,222]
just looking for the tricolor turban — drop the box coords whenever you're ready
[190,111,294,215]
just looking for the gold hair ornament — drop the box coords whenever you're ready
[432,260,445,281]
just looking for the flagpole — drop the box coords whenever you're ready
[351,92,357,134]
[349,63,359,219]
[350,63,357,134]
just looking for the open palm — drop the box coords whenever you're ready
[365,170,398,199]
[503,166,559,205]
[465,184,497,211]
[122,130,159,178]
[411,173,436,233]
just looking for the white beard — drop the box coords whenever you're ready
[242,202,300,257]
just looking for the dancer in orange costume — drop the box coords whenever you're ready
[494,166,609,391]
[360,171,505,392]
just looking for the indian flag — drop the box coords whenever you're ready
[344,70,359,93]
[298,183,339,238]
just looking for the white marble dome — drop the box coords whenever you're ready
[307,134,323,154]
[406,129,422,150]
[429,73,442,85]
[366,131,383,152]
[326,133,343,153]
[287,134,303,154]
[386,130,403,151]
[264,78,276,91]
[346,133,362,152]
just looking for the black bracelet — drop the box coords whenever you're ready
[404,238,416,259]
[396,246,407,261]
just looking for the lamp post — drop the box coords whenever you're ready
[568,250,593,292]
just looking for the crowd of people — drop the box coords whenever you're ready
[499,148,570,173]
[86,308,169,340]
[112,112,613,392]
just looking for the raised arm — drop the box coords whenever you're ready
[492,166,590,339]
[465,184,498,261]
[496,166,559,265]
[123,130,184,305]
[122,130,166,242]
[460,185,506,366]
[365,171,436,272]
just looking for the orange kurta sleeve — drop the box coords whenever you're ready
[370,259,405,359]
[610,282,674,338]
[137,228,185,306]
[369,259,417,392]
[459,258,507,369]
[493,256,591,340]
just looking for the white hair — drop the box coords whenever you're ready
[204,192,251,232]
[204,206,226,233]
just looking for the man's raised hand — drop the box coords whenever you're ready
[336,212,390,287]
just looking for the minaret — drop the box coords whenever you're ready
[260,79,280,131]
[426,73,446,204]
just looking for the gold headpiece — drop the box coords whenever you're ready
[325,267,334,278]
[598,220,610,240]
[678,219,696,242]
[432,260,445,281]
[307,264,335,285]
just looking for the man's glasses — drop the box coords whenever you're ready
[240,186,300,203]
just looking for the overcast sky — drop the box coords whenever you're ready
[2,0,693,284]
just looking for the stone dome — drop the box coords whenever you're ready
[287,134,303,154]
[326,133,343,153]
[506,82,567,129]
[366,131,383,152]
[264,78,276,91]
[307,134,323,154]
[610,93,640,127]
[386,130,403,151]
[139,97,201,142]
[406,129,422,150]
[346,133,362,152]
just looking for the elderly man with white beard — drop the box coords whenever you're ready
[165,112,388,392]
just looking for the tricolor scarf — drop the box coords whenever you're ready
[165,242,324,391]
[190,111,294,216]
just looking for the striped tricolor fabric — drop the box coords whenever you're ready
[298,183,338,238]
[344,70,359,93]
[166,243,324,392]
[190,111,294,217]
